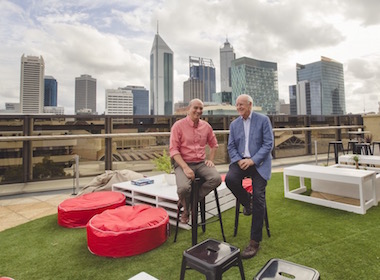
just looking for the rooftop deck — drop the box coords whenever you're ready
[0,154,327,232]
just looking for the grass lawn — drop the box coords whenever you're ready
[1,172,380,279]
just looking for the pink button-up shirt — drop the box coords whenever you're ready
[169,116,218,163]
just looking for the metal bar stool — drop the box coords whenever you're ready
[355,143,372,155]
[327,140,345,165]
[174,178,226,246]
[180,238,245,280]
[347,140,358,154]
[234,178,270,238]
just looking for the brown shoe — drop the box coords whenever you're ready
[241,240,260,259]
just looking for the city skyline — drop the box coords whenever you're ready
[1,0,380,114]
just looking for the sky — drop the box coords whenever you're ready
[1,0,380,115]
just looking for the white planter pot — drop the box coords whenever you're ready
[164,173,176,186]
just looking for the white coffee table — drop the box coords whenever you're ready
[112,174,235,229]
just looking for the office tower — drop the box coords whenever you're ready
[296,81,312,115]
[289,85,297,115]
[105,89,133,115]
[150,32,173,115]
[44,76,57,106]
[296,56,346,115]
[220,39,236,93]
[231,57,279,114]
[120,85,149,115]
[20,54,45,114]
[183,78,204,105]
[189,56,216,102]
[75,74,97,114]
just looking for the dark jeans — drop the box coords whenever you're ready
[225,163,267,242]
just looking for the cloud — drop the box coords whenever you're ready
[1,0,380,114]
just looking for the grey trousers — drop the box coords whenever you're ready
[174,162,222,210]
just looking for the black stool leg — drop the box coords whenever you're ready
[237,255,246,280]
[174,204,181,242]
[334,143,339,164]
[233,199,240,237]
[264,203,270,237]
[214,189,226,242]
[191,180,199,246]
[179,256,187,280]
[327,143,331,165]
[200,198,206,233]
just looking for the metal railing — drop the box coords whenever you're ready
[0,114,363,187]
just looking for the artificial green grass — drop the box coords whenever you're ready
[1,172,380,279]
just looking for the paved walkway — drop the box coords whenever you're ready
[0,154,326,232]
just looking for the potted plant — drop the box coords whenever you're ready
[152,150,176,185]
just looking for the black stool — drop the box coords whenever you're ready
[234,185,270,238]
[347,140,358,154]
[174,178,226,246]
[327,140,345,164]
[254,258,320,280]
[355,143,372,155]
[372,141,380,155]
[180,238,245,280]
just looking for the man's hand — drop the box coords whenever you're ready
[204,159,215,167]
[183,166,195,180]
[238,158,254,170]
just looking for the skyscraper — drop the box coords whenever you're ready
[150,32,173,115]
[105,89,133,115]
[120,85,149,115]
[44,76,57,107]
[220,39,236,93]
[231,57,279,114]
[75,74,97,114]
[183,78,204,104]
[296,56,346,115]
[20,54,45,114]
[188,56,216,102]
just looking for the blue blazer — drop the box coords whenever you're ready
[228,111,274,181]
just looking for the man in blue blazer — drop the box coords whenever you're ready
[225,94,274,259]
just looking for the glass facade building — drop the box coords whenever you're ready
[44,76,57,106]
[231,57,278,114]
[150,33,173,115]
[189,56,216,102]
[296,56,346,115]
[121,85,149,115]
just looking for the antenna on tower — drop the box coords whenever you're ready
[157,20,159,34]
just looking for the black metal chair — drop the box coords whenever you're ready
[174,178,226,246]
[180,238,245,280]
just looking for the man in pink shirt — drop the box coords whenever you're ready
[169,99,222,223]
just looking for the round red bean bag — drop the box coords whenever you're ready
[58,191,126,228]
[87,204,169,258]
[221,174,253,193]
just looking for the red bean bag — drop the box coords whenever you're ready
[87,204,169,258]
[220,174,253,193]
[58,191,126,228]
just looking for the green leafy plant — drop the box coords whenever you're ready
[152,150,173,174]
[352,155,360,169]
